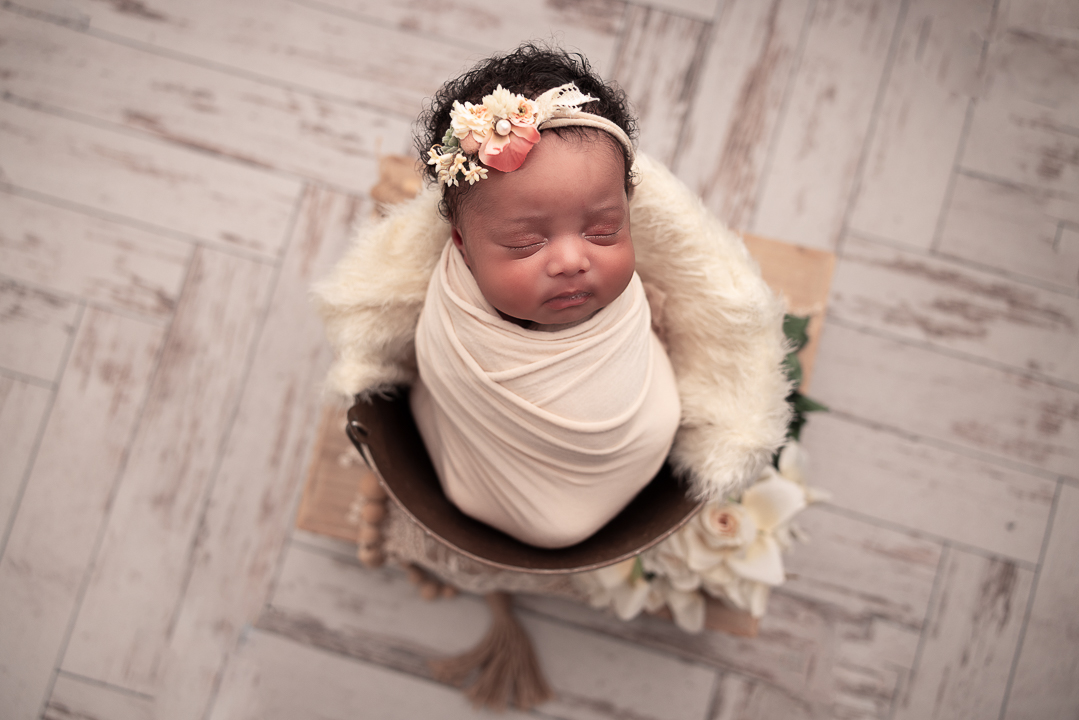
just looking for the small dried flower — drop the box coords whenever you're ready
[463,162,488,185]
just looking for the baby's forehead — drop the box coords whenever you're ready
[456,134,626,221]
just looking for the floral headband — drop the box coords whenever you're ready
[427,82,635,188]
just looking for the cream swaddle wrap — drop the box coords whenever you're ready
[411,241,681,549]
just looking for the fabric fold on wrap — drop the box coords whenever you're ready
[411,241,681,549]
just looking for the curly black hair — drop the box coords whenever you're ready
[415,42,638,221]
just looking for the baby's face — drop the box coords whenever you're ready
[451,132,634,326]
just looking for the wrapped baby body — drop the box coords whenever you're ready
[411,241,681,549]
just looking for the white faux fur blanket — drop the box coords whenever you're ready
[411,242,680,548]
[313,153,791,501]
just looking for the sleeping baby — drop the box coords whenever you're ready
[409,45,681,549]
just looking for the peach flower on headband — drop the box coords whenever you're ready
[451,87,542,173]
[431,83,603,185]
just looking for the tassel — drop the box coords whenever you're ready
[430,592,554,711]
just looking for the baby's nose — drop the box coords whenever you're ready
[547,237,590,276]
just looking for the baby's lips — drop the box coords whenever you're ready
[544,290,591,310]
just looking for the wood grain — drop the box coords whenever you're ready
[936,171,1079,292]
[0,190,190,320]
[1003,481,1079,720]
[0,100,301,257]
[999,0,1079,43]
[0,12,405,193]
[294,403,366,542]
[753,0,903,251]
[14,0,479,117]
[264,544,719,720]
[710,673,815,720]
[306,0,625,74]
[520,588,920,719]
[961,29,1079,196]
[673,0,812,231]
[781,506,942,629]
[811,323,1079,477]
[208,627,536,720]
[61,248,275,694]
[801,413,1056,564]
[610,5,709,166]
[151,187,362,720]
[0,377,51,548]
[848,0,995,249]
[831,235,1079,384]
[743,233,835,390]
[44,674,153,720]
[893,548,1033,720]
[0,279,79,383]
[0,309,163,720]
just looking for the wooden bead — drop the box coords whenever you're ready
[360,501,386,524]
[358,471,387,501]
[440,584,458,599]
[419,580,440,601]
[357,546,384,568]
[358,524,382,545]
[406,565,425,585]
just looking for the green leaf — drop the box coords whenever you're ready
[793,393,829,414]
[783,351,803,388]
[783,314,810,352]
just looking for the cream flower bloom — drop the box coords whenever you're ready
[450,101,491,142]
[575,557,652,621]
[508,96,537,127]
[481,85,519,120]
[578,443,821,627]
[463,162,487,185]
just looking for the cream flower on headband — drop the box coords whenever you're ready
[429,82,598,186]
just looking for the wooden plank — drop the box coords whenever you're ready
[894,548,1034,720]
[0,376,51,543]
[15,0,481,118]
[520,587,919,717]
[0,101,300,258]
[634,0,721,22]
[781,506,942,629]
[61,248,275,694]
[752,0,903,251]
[711,673,815,720]
[0,309,164,720]
[848,0,995,250]
[937,171,1079,293]
[999,0,1079,43]
[208,628,536,720]
[0,278,79,382]
[743,234,835,390]
[262,544,718,720]
[0,190,190,320]
[831,236,1079,385]
[151,188,363,720]
[1003,481,1079,719]
[609,5,710,166]
[961,29,1079,196]
[294,402,365,542]
[811,323,1079,477]
[0,12,404,193]
[802,413,1055,564]
[672,0,812,231]
[45,674,153,720]
[306,0,624,74]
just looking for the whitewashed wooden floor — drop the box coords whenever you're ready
[1,0,1076,718]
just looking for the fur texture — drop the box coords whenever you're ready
[313,153,791,500]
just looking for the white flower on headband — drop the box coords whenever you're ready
[430,82,597,186]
